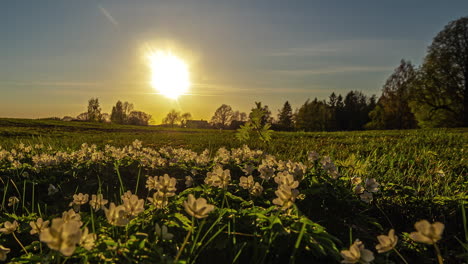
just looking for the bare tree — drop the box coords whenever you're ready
[163,109,181,127]
[211,104,234,129]
[180,112,192,128]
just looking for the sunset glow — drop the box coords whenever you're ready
[147,51,190,99]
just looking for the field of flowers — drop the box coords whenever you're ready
[0,119,466,263]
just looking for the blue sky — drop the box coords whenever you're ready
[1,0,467,122]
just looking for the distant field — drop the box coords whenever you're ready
[0,118,466,197]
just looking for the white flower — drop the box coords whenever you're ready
[30,218,50,235]
[80,227,97,250]
[409,220,444,245]
[40,218,82,257]
[185,176,193,187]
[104,203,129,226]
[340,239,374,264]
[48,184,59,195]
[183,194,215,219]
[155,224,174,240]
[89,194,108,211]
[0,245,10,261]
[375,229,398,253]
[7,196,19,207]
[0,221,19,234]
[365,178,379,193]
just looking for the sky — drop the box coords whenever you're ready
[1,0,467,123]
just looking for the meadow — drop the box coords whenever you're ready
[0,118,466,263]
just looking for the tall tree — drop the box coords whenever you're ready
[294,98,332,131]
[367,60,417,129]
[410,17,468,127]
[277,101,294,131]
[180,112,192,127]
[163,110,181,127]
[127,111,152,126]
[211,104,234,129]
[87,98,102,122]
[111,101,133,124]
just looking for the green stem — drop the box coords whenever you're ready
[434,243,444,264]
[114,163,125,198]
[174,228,192,263]
[135,166,142,194]
[393,248,409,264]
[12,232,29,254]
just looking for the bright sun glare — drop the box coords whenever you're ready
[147,50,190,99]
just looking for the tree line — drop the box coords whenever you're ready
[208,17,468,131]
[68,99,152,126]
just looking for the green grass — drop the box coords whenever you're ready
[0,118,467,263]
[1,118,466,198]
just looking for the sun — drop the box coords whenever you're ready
[147,50,190,99]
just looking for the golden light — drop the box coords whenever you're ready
[147,50,190,99]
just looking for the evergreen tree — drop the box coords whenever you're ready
[277,101,294,131]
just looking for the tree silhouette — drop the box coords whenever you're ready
[277,101,294,131]
[367,60,417,129]
[163,110,181,127]
[211,104,234,129]
[409,17,468,127]
[87,98,102,122]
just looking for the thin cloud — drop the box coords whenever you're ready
[98,5,119,27]
[272,66,394,75]
[0,81,102,87]
[265,38,414,57]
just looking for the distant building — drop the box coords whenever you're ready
[185,120,210,129]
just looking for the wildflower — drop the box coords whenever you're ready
[0,221,19,234]
[274,171,299,189]
[351,176,362,185]
[409,220,444,245]
[40,218,82,257]
[80,227,97,250]
[242,164,255,175]
[250,182,264,197]
[121,190,133,201]
[62,209,82,226]
[155,224,174,240]
[154,174,177,197]
[258,163,275,180]
[375,229,398,253]
[273,185,299,210]
[365,178,379,193]
[239,176,255,190]
[185,176,193,187]
[0,245,10,261]
[104,203,129,226]
[183,194,215,219]
[308,151,319,162]
[145,176,158,191]
[48,184,59,195]
[30,218,50,235]
[340,239,375,264]
[89,194,108,211]
[354,184,365,194]
[132,139,143,149]
[122,194,145,217]
[147,192,169,209]
[205,166,231,189]
[7,196,19,207]
[69,193,89,207]
[360,192,373,203]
